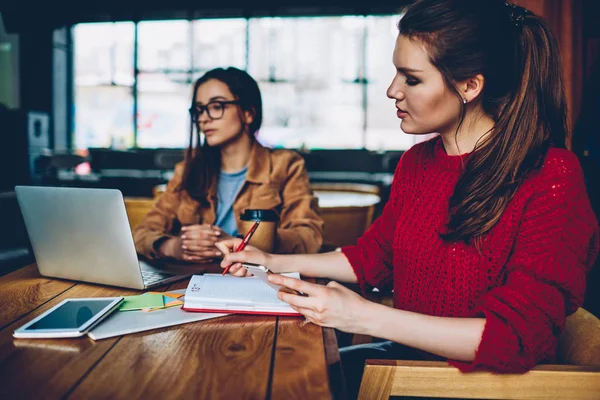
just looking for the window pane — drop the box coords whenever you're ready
[74,86,134,149]
[364,15,416,151]
[73,22,134,86]
[249,16,365,149]
[137,73,192,148]
[192,18,247,72]
[138,20,190,71]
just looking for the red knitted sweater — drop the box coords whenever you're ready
[342,136,599,373]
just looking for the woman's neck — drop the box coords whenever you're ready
[220,133,253,173]
[439,108,495,156]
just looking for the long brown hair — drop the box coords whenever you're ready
[179,67,263,204]
[398,0,567,243]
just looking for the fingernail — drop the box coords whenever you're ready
[181,235,187,239]
[215,252,221,256]
[182,245,187,249]
[214,231,221,235]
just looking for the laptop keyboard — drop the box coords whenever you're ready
[141,270,175,285]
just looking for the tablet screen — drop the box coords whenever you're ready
[26,299,116,330]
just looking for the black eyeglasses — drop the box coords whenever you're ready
[189,100,239,121]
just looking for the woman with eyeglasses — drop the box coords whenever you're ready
[216,0,599,397]
[133,67,323,263]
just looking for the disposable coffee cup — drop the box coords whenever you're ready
[239,209,279,253]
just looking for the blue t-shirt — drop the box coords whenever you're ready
[215,166,248,237]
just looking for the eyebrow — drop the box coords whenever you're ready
[195,96,230,105]
[396,66,424,74]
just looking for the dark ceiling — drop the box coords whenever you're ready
[2,0,600,36]
[1,0,410,31]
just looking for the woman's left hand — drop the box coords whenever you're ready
[268,274,372,334]
[180,224,235,262]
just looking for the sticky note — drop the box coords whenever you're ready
[142,295,184,312]
[119,293,164,312]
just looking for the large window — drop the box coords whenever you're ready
[73,22,134,149]
[73,16,426,151]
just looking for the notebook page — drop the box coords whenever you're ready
[186,273,300,305]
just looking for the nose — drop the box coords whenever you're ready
[196,108,211,124]
[386,75,404,101]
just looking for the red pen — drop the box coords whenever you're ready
[222,221,260,275]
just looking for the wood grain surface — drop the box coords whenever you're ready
[69,315,275,400]
[0,265,74,329]
[0,263,337,400]
[270,317,331,399]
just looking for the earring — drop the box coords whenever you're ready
[462,98,467,104]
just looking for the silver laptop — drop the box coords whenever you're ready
[15,185,192,290]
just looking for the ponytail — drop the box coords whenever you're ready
[443,12,568,243]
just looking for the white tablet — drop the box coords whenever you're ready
[13,297,124,339]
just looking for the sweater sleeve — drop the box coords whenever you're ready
[341,150,411,294]
[451,152,600,373]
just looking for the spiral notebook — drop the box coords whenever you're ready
[182,273,302,316]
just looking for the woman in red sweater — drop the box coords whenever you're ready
[217,0,599,395]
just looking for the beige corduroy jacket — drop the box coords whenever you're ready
[133,142,324,259]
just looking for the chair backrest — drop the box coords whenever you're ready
[358,307,600,400]
[123,197,155,231]
[558,307,600,365]
[311,183,381,250]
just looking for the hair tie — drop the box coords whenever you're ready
[505,2,532,28]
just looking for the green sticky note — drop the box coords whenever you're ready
[119,293,164,311]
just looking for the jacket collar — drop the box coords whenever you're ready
[245,141,271,184]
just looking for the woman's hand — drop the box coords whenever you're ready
[215,238,273,277]
[268,274,372,335]
[158,237,185,260]
[180,224,225,263]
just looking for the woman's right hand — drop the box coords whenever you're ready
[158,237,185,260]
[215,239,273,277]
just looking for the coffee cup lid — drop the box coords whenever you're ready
[241,209,279,222]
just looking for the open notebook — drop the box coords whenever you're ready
[182,273,302,316]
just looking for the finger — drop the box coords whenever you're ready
[182,254,213,263]
[183,249,221,258]
[221,250,257,266]
[227,262,245,275]
[182,223,218,232]
[215,241,234,255]
[267,275,323,297]
[289,305,321,324]
[215,238,243,253]
[276,290,316,309]
[231,267,250,277]
[211,226,225,236]
[181,240,219,250]
[181,230,219,240]
[180,224,202,232]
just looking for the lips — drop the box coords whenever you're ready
[396,108,408,118]
[203,129,217,135]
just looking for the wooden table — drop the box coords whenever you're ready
[0,264,342,399]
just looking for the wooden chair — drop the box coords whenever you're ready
[311,183,381,251]
[358,307,600,400]
[123,197,155,231]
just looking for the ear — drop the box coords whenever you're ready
[458,74,485,104]
[244,109,255,126]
